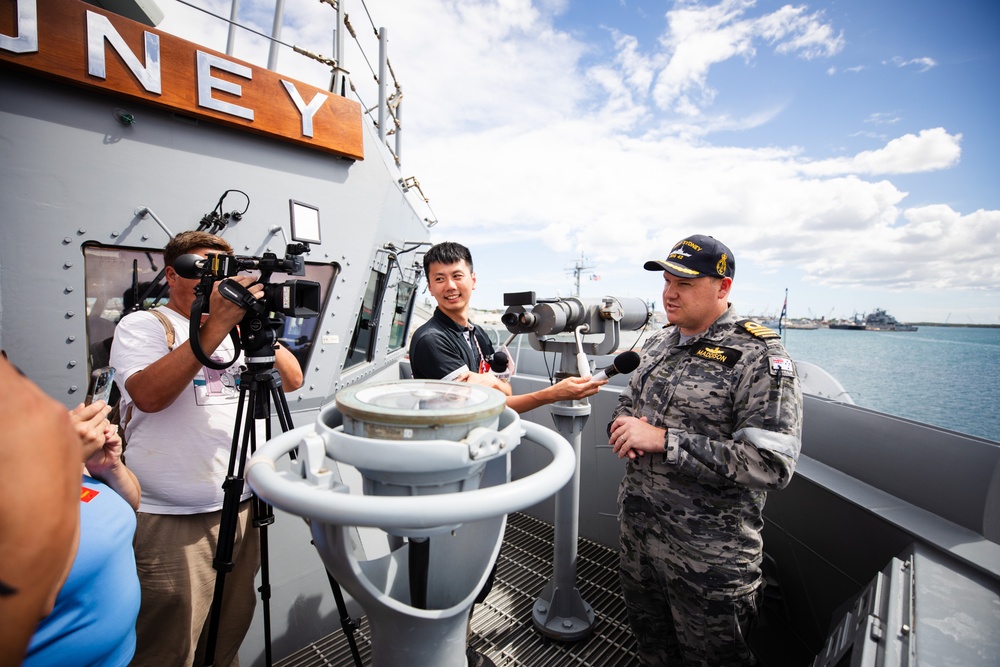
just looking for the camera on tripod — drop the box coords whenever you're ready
[178,247,320,318]
[178,244,322,369]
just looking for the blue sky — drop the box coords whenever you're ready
[160,0,1000,324]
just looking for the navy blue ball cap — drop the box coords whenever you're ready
[643,234,735,279]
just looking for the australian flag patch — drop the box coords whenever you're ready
[768,356,796,377]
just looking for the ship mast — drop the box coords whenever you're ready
[566,254,596,298]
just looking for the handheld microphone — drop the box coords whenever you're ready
[489,351,511,382]
[592,350,640,382]
[490,351,509,373]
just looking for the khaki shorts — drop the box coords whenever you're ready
[131,501,260,667]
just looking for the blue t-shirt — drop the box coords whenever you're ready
[24,475,140,667]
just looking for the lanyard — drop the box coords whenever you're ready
[464,327,489,374]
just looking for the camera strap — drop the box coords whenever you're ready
[218,278,264,314]
[114,308,176,456]
[189,288,242,371]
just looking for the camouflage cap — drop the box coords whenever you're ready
[644,234,735,280]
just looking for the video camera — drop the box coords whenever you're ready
[178,244,322,370]
[176,247,320,320]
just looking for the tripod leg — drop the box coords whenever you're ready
[323,565,366,667]
[203,380,258,666]
[254,382,277,667]
[255,494,274,667]
[263,373,366,667]
[268,379,293,434]
[239,370,294,667]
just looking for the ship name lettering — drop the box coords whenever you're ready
[0,0,357,158]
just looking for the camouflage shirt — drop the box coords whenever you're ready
[612,305,802,593]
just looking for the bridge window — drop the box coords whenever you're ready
[388,280,415,351]
[344,269,384,369]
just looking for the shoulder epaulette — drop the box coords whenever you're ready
[736,319,781,340]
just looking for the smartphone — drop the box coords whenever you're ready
[86,366,116,405]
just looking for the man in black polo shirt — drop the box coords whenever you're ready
[409,241,604,412]
[408,241,605,667]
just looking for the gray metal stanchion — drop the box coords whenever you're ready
[499,293,650,643]
[531,400,595,640]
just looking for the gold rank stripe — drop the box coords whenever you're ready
[741,321,780,339]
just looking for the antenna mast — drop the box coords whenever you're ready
[566,253,596,298]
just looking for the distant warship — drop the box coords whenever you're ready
[865,308,919,331]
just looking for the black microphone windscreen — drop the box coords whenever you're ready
[491,351,509,373]
[593,350,641,382]
[614,350,641,373]
[173,254,206,279]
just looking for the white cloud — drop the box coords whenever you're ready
[888,55,937,72]
[864,111,901,125]
[800,204,1000,291]
[758,3,844,58]
[154,0,997,319]
[647,0,844,115]
[800,128,962,176]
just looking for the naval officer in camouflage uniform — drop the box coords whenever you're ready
[608,234,802,666]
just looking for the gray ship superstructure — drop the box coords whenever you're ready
[1,0,433,661]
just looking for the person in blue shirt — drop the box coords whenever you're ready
[0,356,81,666]
[23,398,142,667]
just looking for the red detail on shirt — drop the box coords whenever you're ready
[80,487,100,503]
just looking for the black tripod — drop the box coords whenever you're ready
[201,350,366,667]
[202,352,289,667]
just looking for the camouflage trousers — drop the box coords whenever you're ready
[619,494,760,666]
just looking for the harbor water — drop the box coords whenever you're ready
[781,325,1000,443]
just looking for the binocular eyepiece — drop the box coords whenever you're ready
[501,293,650,337]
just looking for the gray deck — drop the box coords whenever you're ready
[275,512,640,667]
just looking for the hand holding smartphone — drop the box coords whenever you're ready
[85,367,115,405]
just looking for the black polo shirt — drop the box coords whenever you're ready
[408,307,497,380]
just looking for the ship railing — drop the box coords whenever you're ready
[174,1,407,167]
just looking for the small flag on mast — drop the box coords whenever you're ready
[779,288,788,337]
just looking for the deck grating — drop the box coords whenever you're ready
[275,512,639,667]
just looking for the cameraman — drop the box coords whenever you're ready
[110,231,303,667]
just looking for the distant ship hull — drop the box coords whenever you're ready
[865,308,919,331]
